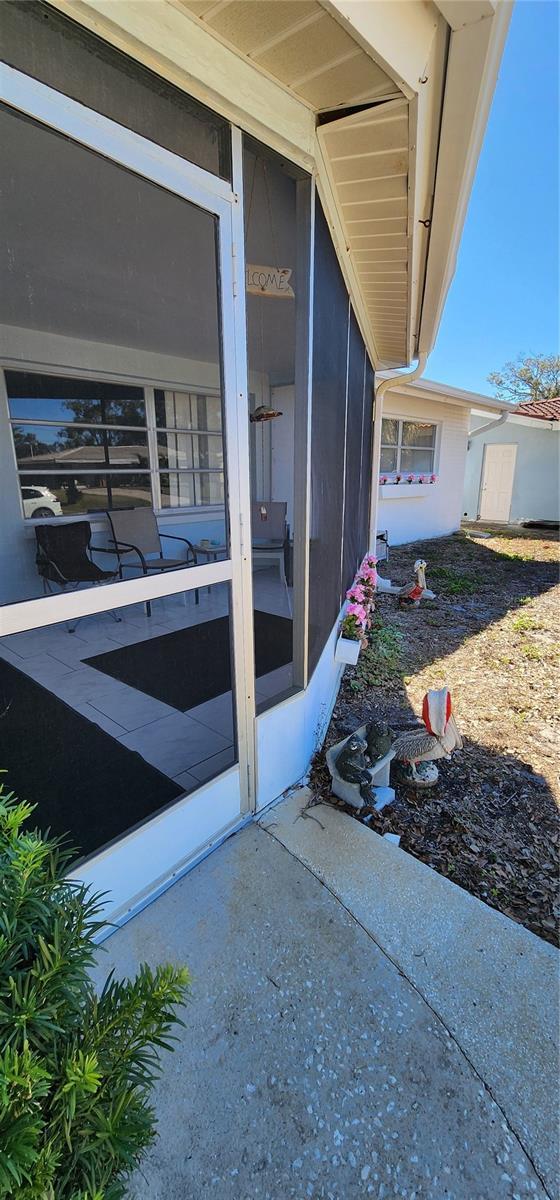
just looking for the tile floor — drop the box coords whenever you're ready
[0,568,294,797]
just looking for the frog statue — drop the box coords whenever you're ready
[335,733,373,802]
[365,720,394,765]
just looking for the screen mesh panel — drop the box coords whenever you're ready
[307,201,349,676]
[308,204,375,677]
[1,0,231,179]
[341,310,366,601]
[358,356,374,557]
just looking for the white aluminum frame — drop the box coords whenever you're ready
[0,65,256,841]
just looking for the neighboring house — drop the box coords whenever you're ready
[464,397,560,524]
[0,0,511,922]
[377,379,509,545]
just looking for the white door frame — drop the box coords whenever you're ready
[0,66,257,883]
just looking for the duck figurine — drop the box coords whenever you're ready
[397,559,435,607]
[392,687,462,787]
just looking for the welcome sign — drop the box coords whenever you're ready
[246,264,295,298]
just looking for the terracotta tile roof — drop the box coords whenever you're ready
[512,396,560,421]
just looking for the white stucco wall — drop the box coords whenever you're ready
[377,392,470,546]
[463,417,560,523]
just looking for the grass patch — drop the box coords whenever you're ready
[511,614,541,633]
[429,566,478,595]
[521,643,543,660]
[348,618,403,693]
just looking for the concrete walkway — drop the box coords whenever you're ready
[95,798,558,1200]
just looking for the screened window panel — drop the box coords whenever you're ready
[308,201,349,676]
[6,372,145,424]
[17,472,152,517]
[1,104,228,603]
[0,580,236,859]
[381,418,398,444]
[380,447,398,473]
[13,426,149,469]
[341,310,366,600]
[400,448,434,473]
[154,391,223,433]
[1,1,231,179]
[358,356,374,556]
[402,420,436,447]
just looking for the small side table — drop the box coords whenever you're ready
[192,543,227,593]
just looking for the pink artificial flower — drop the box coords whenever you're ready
[380,475,388,485]
[395,474,402,483]
[346,583,366,604]
[346,602,368,627]
[359,563,377,584]
[418,474,425,484]
[407,473,414,483]
[430,473,437,483]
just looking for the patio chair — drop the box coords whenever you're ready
[251,501,289,587]
[35,521,121,633]
[106,508,199,613]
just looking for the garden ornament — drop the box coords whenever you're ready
[365,720,394,764]
[335,733,372,801]
[326,725,395,811]
[391,687,462,788]
[397,559,436,607]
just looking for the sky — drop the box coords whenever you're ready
[426,0,559,398]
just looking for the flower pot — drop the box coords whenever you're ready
[335,635,361,665]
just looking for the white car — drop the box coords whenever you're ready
[21,485,63,520]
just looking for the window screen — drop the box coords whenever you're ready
[341,311,367,601]
[1,0,231,179]
[308,202,349,677]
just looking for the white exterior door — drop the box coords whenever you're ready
[479,443,517,522]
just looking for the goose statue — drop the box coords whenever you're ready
[392,687,462,787]
[397,559,435,607]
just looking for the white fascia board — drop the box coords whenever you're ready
[48,0,316,169]
[324,0,441,99]
[434,1,496,32]
[418,0,513,355]
[396,380,512,411]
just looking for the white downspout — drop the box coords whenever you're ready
[468,410,509,442]
[369,352,428,554]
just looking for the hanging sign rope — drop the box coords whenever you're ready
[246,264,295,298]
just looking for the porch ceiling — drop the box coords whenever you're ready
[175,0,402,112]
[318,100,410,366]
[176,0,411,365]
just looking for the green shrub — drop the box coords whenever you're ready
[0,781,190,1199]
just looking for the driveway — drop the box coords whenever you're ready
[94,809,556,1199]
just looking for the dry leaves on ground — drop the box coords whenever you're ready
[310,525,559,946]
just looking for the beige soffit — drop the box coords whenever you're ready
[318,99,410,367]
[175,0,402,111]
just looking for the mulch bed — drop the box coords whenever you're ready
[309,525,560,947]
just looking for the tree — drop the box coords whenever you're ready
[488,354,560,404]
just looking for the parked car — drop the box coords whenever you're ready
[21,485,63,519]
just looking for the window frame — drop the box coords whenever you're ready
[5,367,227,524]
[380,415,439,476]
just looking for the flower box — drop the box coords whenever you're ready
[335,635,361,665]
[379,483,430,500]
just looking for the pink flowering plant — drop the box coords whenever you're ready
[341,603,368,642]
[407,473,414,483]
[430,473,437,483]
[341,555,379,641]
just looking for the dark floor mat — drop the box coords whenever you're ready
[85,610,293,711]
[0,658,182,860]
